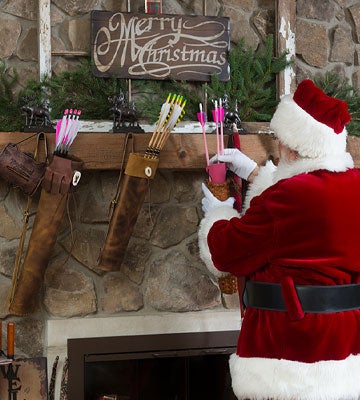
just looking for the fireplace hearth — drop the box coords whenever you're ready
[68,330,238,400]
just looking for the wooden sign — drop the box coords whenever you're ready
[0,358,48,400]
[91,11,230,82]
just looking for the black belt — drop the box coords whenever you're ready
[243,280,360,313]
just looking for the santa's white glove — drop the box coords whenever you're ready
[210,148,257,180]
[201,183,235,214]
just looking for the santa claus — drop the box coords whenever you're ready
[198,79,360,400]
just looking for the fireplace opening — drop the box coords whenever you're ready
[68,330,239,400]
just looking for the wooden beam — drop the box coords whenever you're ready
[2,129,360,170]
[38,0,52,79]
[0,123,277,170]
[275,0,296,97]
[51,50,89,57]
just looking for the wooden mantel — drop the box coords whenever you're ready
[2,122,360,170]
[0,122,278,170]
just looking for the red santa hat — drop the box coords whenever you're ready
[270,79,351,158]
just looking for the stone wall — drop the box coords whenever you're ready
[0,0,360,360]
[0,167,236,358]
[0,0,360,88]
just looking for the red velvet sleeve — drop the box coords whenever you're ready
[207,196,275,277]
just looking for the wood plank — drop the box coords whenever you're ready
[275,0,296,97]
[38,0,51,79]
[0,123,277,170]
[1,129,359,170]
[91,12,230,81]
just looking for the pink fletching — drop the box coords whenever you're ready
[212,109,219,123]
[218,107,225,121]
[197,112,206,126]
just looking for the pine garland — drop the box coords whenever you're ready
[1,35,359,135]
[0,61,23,131]
[18,60,202,124]
[132,79,202,123]
[206,35,292,121]
[23,60,127,121]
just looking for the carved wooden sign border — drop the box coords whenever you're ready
[91,11,230,82]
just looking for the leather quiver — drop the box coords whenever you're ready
[0,133,48,196]
[43,154,83,194]
[98,153,159,271]
[9,155,83,316]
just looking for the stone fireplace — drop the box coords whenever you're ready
[0,123,249,400]
[42,157,243,398]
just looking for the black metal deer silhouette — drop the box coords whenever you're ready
[108,90,138,130]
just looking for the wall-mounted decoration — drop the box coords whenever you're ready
[0,357,48,400]
[8,120,83,316]
[98,94,186,271]
[91,12,230,82]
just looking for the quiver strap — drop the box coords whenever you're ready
[8,155,83,316]
[43,155,83,194]
[98,153,159,271]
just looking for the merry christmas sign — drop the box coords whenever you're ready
[91,11,230,82]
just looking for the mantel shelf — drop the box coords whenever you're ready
[1,123,360,170]
[0,122,276,170]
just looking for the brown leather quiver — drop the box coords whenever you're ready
[98,153,159,271]
[8,155,83,316]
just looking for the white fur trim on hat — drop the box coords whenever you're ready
[229,352,360,400]
[270,93,348,159]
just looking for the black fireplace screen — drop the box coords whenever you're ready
[68,331,239,400]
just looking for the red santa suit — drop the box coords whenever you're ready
[198,80,360,400]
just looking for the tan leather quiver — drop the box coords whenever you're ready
[98,153,159,271]
[8,155,83,316]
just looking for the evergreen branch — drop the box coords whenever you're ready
[205,34,292,122]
